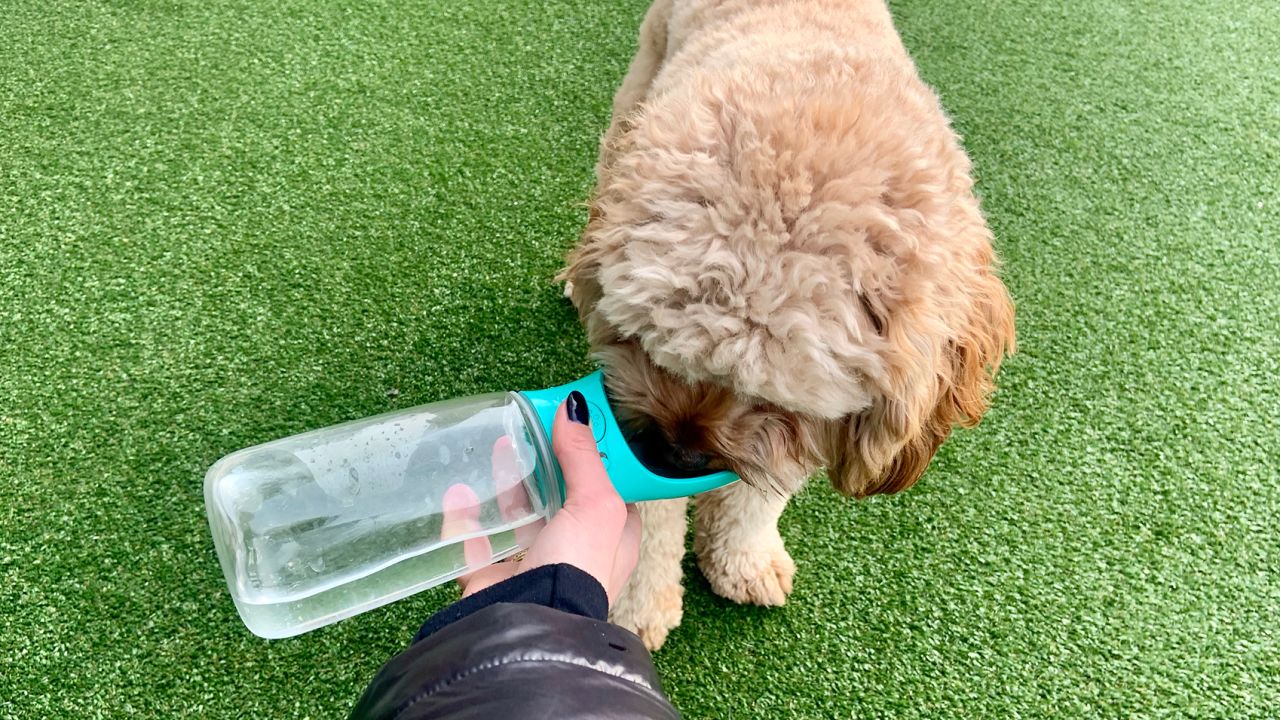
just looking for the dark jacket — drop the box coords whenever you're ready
[351,564,679,720]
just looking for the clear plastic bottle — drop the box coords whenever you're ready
[205,391,560,639]
[205,371,737,639]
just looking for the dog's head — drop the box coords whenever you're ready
[562,77,1015,496]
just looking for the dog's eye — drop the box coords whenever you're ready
[858,293,885,335]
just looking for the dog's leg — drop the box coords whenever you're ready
[609,497,687,651]
[693,482,796,607]
[564,0,672,306]
[611,0,671,114]
[594,0,672,174]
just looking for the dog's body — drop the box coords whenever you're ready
[562,0,1015,649]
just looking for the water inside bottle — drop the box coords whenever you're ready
[206,392,561,638]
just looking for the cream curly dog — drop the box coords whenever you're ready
[561,0,1016,650]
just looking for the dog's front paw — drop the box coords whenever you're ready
[697,539,796,607]
[609,581,683,651]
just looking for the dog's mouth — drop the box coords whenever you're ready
[625,425,720,479]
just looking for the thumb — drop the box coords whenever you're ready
[552,390,619,505]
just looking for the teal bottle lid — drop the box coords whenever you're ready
[520,371,739,503]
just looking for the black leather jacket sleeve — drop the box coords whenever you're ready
[350,564,679,720]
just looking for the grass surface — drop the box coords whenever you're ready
[2,0,1278,717]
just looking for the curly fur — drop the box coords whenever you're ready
[561,0,1015,648]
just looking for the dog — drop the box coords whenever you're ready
[560,0,1016,650]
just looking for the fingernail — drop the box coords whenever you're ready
[567,390,590,425]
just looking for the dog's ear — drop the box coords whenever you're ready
[558,209,604,316]
[721,409,813,494]
[824,273,1015,498]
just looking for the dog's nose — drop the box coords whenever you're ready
[671,447,711,473]
[628,426,712,477]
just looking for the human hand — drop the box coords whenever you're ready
[440,391,641,605]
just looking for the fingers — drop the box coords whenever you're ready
[446,394,639,606]
[441,483,492,574]
[492,435,527,516]
[492,435,540,547]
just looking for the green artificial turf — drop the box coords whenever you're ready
[2,0,1277,716]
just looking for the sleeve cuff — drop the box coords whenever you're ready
[414,563,609,642]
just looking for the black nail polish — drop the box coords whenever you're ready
[567,390,590,425]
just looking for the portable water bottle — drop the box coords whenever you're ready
[204,370,738,638]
